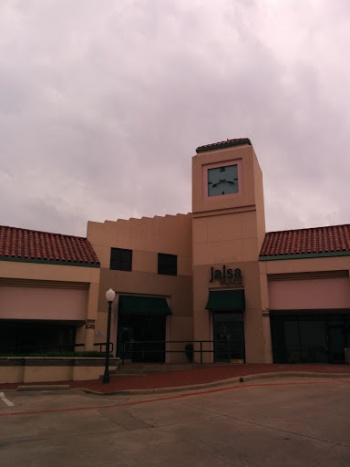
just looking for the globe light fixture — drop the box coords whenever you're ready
[103,288,116,383]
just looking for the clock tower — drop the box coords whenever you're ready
[192,138,270,363]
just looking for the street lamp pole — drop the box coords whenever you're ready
[103,288,116,384]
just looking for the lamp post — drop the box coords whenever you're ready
[103,288,116,384]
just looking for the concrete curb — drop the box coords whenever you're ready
[81,379,241,396]
[239,371,350,382]
[80,371,350,396]
[17,385,70,391]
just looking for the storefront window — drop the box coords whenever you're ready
[271,313,350,364]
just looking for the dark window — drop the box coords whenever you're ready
[110,248,132,271]
[158,253,177,276]
[0,322,76,354]
[270,313,350,364]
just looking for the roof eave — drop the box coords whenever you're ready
[0,256,100,268]
[196,138,252,154]
[259,251,350,261]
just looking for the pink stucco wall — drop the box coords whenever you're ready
[0,287,88,320]
[269,277,350,310]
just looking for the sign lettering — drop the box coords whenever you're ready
[209,265,243,286]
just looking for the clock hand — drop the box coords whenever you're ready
[219,179,238,185]
[212,179,226,187]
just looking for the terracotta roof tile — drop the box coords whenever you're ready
[260,224,350,258]
[0,226,100,266]
[196,138,251,154]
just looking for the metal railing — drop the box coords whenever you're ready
[93,342,114,353]
[119,339,245,365]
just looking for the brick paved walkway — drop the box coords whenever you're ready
[2,363,350,394]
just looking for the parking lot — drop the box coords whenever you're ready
[1,377,350,466]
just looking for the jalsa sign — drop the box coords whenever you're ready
[209,265,243,286]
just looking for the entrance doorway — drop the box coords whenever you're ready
[117,314,166,363]
[213,312,245,362]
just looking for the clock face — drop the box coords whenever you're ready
[207,164,238,197]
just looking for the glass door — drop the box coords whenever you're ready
[118,314,166,363]
[328,326,346,363]
[213,312,245,363]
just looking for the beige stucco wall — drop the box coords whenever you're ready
[0,358,119,384]
[192,211,263,265]
[261,255,350,312]
[88,214,193,362]
[269,277,350,310]
[0,261,99,283]
[0,286,88,320]
[192,144,269,363]
[261,255,350,275]
[88,214,192,272]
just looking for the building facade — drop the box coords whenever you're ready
[261,227,350,364]
[191,138,268,364]
[88,138,350,364]
[0,227,100,354]
[1,138,350,364]
[87,213,193,363]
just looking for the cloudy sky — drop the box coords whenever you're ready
[1,0,350,237]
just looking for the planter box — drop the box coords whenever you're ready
[0,358,25,384]
[0,357,119,384]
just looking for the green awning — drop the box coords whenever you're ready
[119,295,172,315]
[205,289,245,312]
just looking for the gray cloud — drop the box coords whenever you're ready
[1,0,350,235]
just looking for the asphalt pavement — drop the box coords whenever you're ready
[0,375,349,466]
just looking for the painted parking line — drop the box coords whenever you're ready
[0,379,349,418]
[0,392,15,407]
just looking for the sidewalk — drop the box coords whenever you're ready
[2,364,350,394]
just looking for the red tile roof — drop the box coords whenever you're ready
[260,224,350,258]
[0,226,100,266]
[196,138,251,154]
